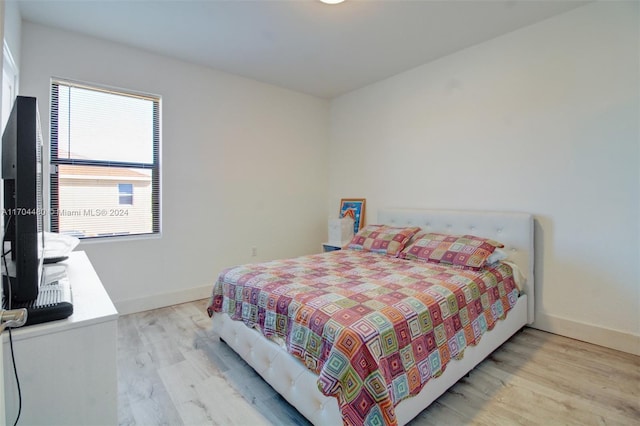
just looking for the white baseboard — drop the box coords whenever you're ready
[114,284,212,316]
[532,312,640,356]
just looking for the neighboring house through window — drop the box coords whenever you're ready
[50,79,160,238]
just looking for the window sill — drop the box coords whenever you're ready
[76,232,162,245]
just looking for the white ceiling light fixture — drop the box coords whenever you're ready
[320,0,345,4]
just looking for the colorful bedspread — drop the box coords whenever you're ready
[207,250,519,426]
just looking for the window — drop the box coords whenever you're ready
[50,80,160,239]
[118,183,133,205]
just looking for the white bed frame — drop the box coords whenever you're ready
[212,209,534,425]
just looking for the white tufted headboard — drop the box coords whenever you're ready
[378,209,534,324]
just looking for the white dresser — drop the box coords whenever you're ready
[3,251,118,425]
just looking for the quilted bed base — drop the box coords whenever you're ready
[212,294,528,426]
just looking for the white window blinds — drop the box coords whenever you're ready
[50,80,160,238]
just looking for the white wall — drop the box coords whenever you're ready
[19,22,330,314]
[3,0,20,68]
[2,0,20,125]
[329,2,639,355]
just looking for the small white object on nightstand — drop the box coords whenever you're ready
[327,217,354,247]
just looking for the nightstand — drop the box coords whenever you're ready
[322,243,342,253]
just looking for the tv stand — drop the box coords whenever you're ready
[2,251,118,425]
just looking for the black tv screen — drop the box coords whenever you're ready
[2,96,45,304]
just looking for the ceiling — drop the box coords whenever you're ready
[17,0,588,99]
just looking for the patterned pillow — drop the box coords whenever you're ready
[401,233,505,269]
[345,225,421,257]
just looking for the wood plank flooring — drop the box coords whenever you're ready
[117,299,640,426]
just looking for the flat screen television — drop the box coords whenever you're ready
[2,96,45,304]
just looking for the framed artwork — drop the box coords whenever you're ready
[339,198,366,234]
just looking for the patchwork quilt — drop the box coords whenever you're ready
[207,250,519,426]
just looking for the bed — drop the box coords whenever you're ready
[208,209,534,425]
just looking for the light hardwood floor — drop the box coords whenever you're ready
[118,299,640,426]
